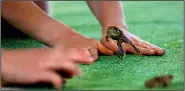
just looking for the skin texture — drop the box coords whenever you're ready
[1,48,94,90]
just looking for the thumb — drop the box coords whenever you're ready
[101,37,119,54]
[96,40,114,55]
[67,48,94,64]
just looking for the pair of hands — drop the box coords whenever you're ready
[54,27,165,63]
[1,48,94,90]
[1,27,165,90]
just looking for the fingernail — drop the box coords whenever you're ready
[85,49,92,57]
[91,54,96,59]
[159,48,165,52]
[91,54,98,60]
[88,57,94,63]
[85,52,94,62]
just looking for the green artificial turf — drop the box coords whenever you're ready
[1,1,184,90]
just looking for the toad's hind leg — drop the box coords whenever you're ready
[123,37,142,56]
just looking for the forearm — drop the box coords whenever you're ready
[86,1,100,21]
[2,1,72,47]
[87,1,128,33]
[1,49,8,87]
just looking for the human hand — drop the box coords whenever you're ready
[101,25,165,56]
[53,29,113,62]
[1,48,93,90]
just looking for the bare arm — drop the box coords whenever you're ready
[2,1,73,47]
[86,1,128,34]
[86,1,165,56]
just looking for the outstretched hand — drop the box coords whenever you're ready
[53,30,113,62]
[101,26,166,56]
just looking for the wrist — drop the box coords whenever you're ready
[49,27,74,48]
[50,26,81,49]
[101,21,128,35]
[34,18,75,48]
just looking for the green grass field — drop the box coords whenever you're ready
[2,1,184,90]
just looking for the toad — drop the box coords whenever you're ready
[106,26,141,59]
[145,75,173,88]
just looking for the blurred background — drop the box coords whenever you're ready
[50,1,183,43]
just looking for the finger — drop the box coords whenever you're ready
[101,37,119,53]
[134,42,150,49]
[142,41,166,55]
[142,41,161,50]
[130,34,159,49]
[67,48,94,64]
[124,44,155,56]
[155,49,165,56]
[131,39,166,56]
[88,47,98,61]
[36,71,63,90]
[96,41,114,55]
[41,61,80,78]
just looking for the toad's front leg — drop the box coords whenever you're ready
[117,40,125,60]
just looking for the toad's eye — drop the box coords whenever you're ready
[116,31,120,34]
